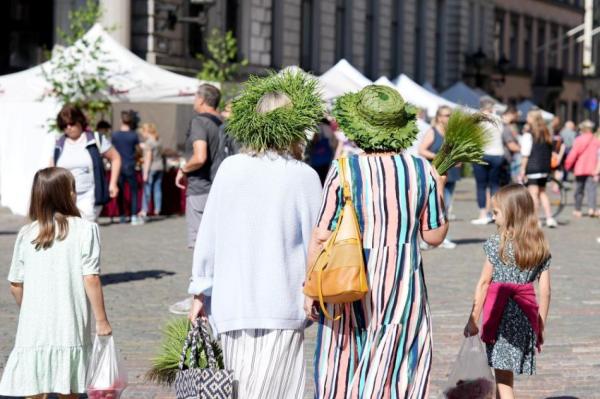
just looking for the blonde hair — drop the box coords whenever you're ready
[527,110,551,144]
[494,184,551,270]
[141,123,159,140]
[434,105,452,126]
[256,92,292,114]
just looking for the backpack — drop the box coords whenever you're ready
[54,131,110,206]
[210,123,241,181]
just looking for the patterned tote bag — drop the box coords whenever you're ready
[175,320,233,399]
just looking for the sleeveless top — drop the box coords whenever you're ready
[428,127,462,183]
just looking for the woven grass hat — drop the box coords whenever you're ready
[333,85,419,152]
[226,70,325,153]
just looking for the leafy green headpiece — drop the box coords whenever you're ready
[333,85,419,152]
[226,70,325,153]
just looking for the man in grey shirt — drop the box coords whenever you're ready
[176,84,223,248]
[171,84,222,315]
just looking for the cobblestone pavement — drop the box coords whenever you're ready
[1,179,599,398]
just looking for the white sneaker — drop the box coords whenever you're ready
[470,217,491,225]
[169,297,193,315]
[545,218,557,228]
[131,216,145,226]
[596,237,600,244]
[440,238,457,249]
[419,241,432,251]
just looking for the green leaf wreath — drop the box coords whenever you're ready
[432,109,494,175]
[332,85,419,152]
[226,70,325,153]
[145,318,223,386]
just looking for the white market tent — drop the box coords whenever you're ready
[373,76,397,88]
[517,100,555,122]
[393,74,458,118]
[441,81,506,113]
[0,24,211,215]
[319,59,372,101]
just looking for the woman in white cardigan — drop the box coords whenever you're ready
[187,73,324,399]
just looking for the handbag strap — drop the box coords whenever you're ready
[196,319,219,369]
[339,157,352,203]
[178,323,197,370]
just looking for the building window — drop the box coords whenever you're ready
[509,14,519,67]
[391,0,403,75]
[335,0,347,61]
[536,22,546,78]
[365,0,375,78]
[524,18,532,70]
[562,25,570,72]
[435,0,446,87]
[574,41,582,75]
[550,23,559,69]
[571,101,579,121]
[271,0,282,68]
[468,1,476,52]
[300,0,314,71]
[494,10,505,62]
[414,0,426,82]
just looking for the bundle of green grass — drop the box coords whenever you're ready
[432,109,493,175]
[145,318,223,386]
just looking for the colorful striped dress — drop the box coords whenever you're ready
[313,154,446,399]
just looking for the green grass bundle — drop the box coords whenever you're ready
[145,318,224,386]
[432,110,493,175]
[226,69,325,153]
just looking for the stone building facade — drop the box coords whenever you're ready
[492,0,585,121]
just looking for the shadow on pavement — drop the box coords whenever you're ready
[101,270,176,285]
[545,397,580,399]
[452,238,487,245]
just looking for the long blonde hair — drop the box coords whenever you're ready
[527,110,551,144]
[141,123,159,140]
[494,184,550,269]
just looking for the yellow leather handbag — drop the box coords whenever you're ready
[303,157,368,320]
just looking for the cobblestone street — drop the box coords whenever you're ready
[1,179,599,398]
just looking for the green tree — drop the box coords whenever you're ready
[42,0,112,129]
[196,29,248,85]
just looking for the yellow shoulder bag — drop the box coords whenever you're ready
[303,157,368,320]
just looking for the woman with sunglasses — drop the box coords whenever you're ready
[419,105,461,249]
[52,104,121,221]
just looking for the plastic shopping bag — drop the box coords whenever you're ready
[444,336,495,399]
[86,336,128,399]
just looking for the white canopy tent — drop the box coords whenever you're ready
[517,100,555,122]
[0,24,212,215]
[393,74,458,118]
[319,59,372,101]
[373,76,397,88]
[441,82,506,113]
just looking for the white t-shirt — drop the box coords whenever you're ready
[482,114,505,156]
[520,133,533,157]
[56,134,111,219]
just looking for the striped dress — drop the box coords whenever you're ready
[313,154,446,399]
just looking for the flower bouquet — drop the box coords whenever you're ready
[432,109,494,175]
[145,318,223,386]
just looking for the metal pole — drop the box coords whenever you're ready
[583,0,594,75]
[147,0,156,64]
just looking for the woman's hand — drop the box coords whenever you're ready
[109,182,119,198]
[188,294,207,323]
[96,319,112,336]
[175,168,187,189]
[304,296,319,322]
[463,318,479,337]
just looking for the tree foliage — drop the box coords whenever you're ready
[42,0,112,128]
[196,29,248,83]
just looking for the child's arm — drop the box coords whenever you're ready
[464,259,494,336]
[83,275,112,336]
[9,283,23,306]
[538,269,551,341]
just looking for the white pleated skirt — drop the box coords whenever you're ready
[220,329,305,399]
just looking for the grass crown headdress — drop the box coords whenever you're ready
[333,85,419,152]
[226,70,325,153]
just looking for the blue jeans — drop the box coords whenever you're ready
[473,155,505,209]
[142,170,164,215]
[444,181,456,212]
[117,165,138,216]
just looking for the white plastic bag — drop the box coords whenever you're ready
[86,336,128,399]
[444,336,495,399]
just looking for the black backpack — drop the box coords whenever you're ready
[210,122,241,181]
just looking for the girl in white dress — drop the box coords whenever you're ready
[0,167,112,398]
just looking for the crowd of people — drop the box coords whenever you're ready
[0,71,598,399]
